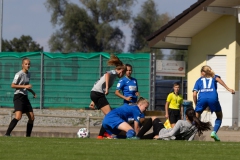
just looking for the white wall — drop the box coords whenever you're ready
[203,91,239,126]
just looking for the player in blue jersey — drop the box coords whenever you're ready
[115,64,145,125]
[193,65,235,141]
[115,64,139,104]
[5,58,36,137]
[102,97,149,139]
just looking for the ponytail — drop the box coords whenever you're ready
[186,108,211,136]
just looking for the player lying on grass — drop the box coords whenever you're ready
[102,97,149,139]
[136,108,211,141]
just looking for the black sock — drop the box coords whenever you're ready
[26,123,33,137]
[5,118,19,136]
[137,118,153,138]
[98,125,106,136]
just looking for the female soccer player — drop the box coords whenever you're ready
[89,54,126,139]
[115,64,139,104]
[102,97,149,139]
[5,58,36,137]
[137,108,211,141]
[193,65,235,141]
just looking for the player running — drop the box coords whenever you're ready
[193,65,235,141]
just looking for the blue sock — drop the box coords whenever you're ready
[126,129,136,138]
[213,119,222,133]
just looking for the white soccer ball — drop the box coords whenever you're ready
[77,128,90,138]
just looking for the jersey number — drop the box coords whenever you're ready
[201,78,212,88]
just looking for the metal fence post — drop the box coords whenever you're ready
[40,52,44,112]
[99,54,102,77]
[149,53,156,111]
[86,115,90,131]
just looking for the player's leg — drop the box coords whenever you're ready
[117,122,136,138]
[209,100,222,141]
[26,111,35,137]
[5,111,22,136]
[137,118,152,138]
[91,92,111,139]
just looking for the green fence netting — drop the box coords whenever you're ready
[0,52,150,109]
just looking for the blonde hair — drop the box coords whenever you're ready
[137,97,149,105]
[107,54,126,71]
[201,65,215,78]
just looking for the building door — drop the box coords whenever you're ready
[207,55,227,91]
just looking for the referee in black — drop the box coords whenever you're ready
[5,58,36,137]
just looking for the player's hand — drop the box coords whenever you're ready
[105,89,109,95]
[165,114,169,119]
[89,101,95,109]
[135,92,139,96]
[228,89,235,94]
[125,96,132,102]
[33,94,37,98]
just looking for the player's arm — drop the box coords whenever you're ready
[115,90,132,102]
[215,76,235,94]
[193,91,198,106]
[27,89,36,98]
[105,72,110,95]
[133,120,140,135]
[11,83,31,89]
[165,101,170,119]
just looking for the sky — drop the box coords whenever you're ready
[2,0,198,52]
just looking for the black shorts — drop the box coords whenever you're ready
[152,118,165,135]
[168,108,181,124]
[90,91,109,110]
[13,94,33,113]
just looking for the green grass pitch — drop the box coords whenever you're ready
[0,137,239,160]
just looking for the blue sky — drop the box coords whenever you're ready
[2,0,197,52]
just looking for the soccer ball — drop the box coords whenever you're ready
[77,128,90,138]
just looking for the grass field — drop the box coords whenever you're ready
[0,137,240,160]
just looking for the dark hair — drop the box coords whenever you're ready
[173,82,180,87]
[185,108,211,136]
[125,64,132,68]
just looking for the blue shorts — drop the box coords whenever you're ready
[195,98,221,113]
[102,114,124,135]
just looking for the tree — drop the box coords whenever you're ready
[45,0,135,53]
[128,0,171,58]
[2,35,43,52]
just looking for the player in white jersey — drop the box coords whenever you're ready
[193,65,235,141]
[5,58,36,137]
[89,54,126,139]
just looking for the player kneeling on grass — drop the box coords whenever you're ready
[102,97,149,139]
[137,108,211,141]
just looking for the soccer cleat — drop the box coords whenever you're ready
[97,136,104,139]
[127,136,140,140]
[103,132,114,139]
[4,134,11,137]
[211,131,220,141]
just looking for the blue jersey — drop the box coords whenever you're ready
[102,104,142,135]
[116,76,138,103]
[193,75,220,100]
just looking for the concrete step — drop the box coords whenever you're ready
[1,125,240,141]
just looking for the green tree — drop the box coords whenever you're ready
[2,35,43,52]
[128,0,171,58]
[45,0,135,53]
